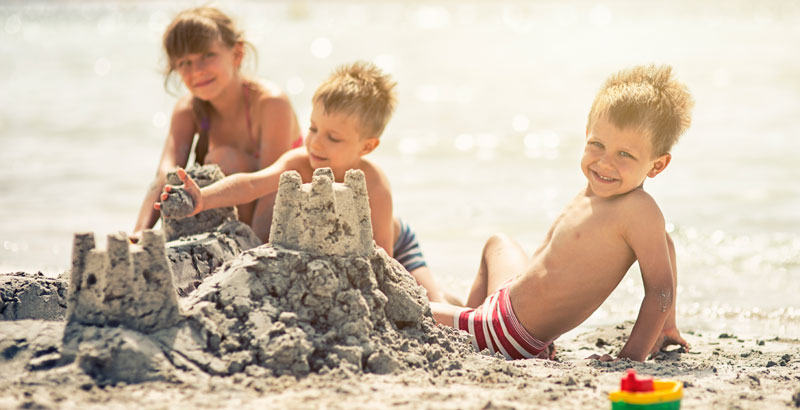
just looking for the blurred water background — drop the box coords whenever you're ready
[1,0,798,339]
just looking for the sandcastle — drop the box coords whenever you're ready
[67,230,180,334]
[59,167,471,383]
[270,168,373,257]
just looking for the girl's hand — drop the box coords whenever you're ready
[154,168,202,218]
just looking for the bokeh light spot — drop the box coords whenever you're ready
[310,37,332,59]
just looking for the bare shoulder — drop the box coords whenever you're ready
[617,189,666,233]
[359,159,392,199]
[172,94,195,118]
[169,95,197,137]
[249,79,292,111]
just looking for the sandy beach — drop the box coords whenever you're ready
[2,2,799,409]
[2,316,799,409]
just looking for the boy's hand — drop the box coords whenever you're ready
[648,327,689,357]
[154,168,202,218]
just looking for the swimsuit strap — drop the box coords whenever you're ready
[243,84,253,140]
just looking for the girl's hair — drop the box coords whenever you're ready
[161,6,256,92]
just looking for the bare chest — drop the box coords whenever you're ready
[544,199,635,269]
[206,111,259,154]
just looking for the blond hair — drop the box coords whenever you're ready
[313,61,397,139]
[587,65,694,156]
[162,7,255,89]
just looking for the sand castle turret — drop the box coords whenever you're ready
[67,229,181,333]
[269,168,374,256]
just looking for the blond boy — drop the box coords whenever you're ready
[431,65,694,361]
[156,61,450,303]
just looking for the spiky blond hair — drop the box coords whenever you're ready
[313,61,397,139]
[587,65,694,156]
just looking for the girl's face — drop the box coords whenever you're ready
[173,40,242,101]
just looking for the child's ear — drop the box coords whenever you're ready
[647,153,672,178]
[360,138,380,155]
[233,42,244,68]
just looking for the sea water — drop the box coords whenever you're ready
[1,1,798,339]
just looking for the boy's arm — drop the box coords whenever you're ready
[617,200,674,362]
[649,232,689,356]
[156,150,297,217]
[366,172,394,257]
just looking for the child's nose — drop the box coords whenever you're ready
[596,152,614,168]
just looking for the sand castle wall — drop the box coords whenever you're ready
[58,168,471,384]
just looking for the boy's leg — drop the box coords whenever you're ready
[430,302,464,327]
[392,218,463,304]
[465,234,528,308]
[204,146,260,225]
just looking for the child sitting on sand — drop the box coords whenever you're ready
[156,61,453,304]
[431,64,694,361]
[133,6,302,242]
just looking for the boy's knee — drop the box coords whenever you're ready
[484,233,513,251]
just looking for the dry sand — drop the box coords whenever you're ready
[2,319,799,409]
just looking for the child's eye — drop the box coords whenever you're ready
[308,127,317,134]
[590,141,603,148]
[328,135,341,143]
[619,151,634,159]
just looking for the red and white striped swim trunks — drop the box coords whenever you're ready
[454,285,551,360]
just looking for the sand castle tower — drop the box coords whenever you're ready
[67,229,181,334]
[269,168,374,256]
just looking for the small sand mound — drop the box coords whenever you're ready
[0,272,67,321]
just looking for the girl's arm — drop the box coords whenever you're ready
[251,93,301,242]
[133,97,196,235]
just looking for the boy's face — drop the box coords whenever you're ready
[305,101,379,178]
[581,116,671,197]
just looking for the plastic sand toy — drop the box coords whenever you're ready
[608,369,683,409]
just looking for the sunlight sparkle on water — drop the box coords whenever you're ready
[152,112,168,129]
[512,114,530,133]
[310,37,332,59]
[454,134,474,151]
[287,76,305,95]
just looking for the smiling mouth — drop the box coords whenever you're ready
[194,78,215,88]
[309,153,327,162]
[592,170,617,183]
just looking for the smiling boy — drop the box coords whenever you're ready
[156,61,451,303]
[431,65,694,361]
